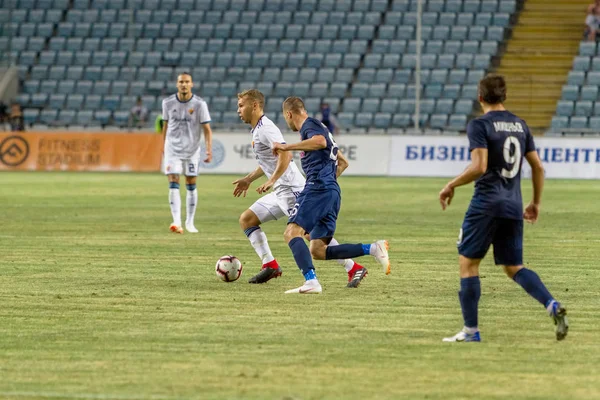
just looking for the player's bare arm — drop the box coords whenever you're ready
[272,135,326,154]
[232,166,265,198]
[439,148,488,210]
[256,146,292,194]
[336,150,349,178]
[524,150,544,223]
[203,123,213,163]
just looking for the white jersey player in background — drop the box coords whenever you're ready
[161,72,213,234]
[232,89,368,287]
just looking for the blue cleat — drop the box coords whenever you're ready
[548,301,569,341]
[442,329,481,342]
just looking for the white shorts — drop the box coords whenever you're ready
[163,148,201,176]
[249,188,303,223]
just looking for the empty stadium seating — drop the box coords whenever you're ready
[3,0,517,131]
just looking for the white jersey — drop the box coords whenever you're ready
[162,94,211,159]
[251,115,305,194]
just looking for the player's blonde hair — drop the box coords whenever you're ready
[282,97,306,114]
[237,89,265,109]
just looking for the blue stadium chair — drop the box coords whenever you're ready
[480,41,498,55]
[456,54,474,69]
[221,10,239,24]
[580,42,597,57]
[65,38,82,51]
[435,99,454,114]
[587,71,600,86]
[592,57,600,71]
[334,112,352,128]
[493,12,510,27]
[448,114,467,130]
[250,53,268,68]
[31,66,49,80]
[281,68,299,81]
[358,68,376,83]
[455,99,474,115]
[311,40,330,54]
[351,82,369,97]
[456,13,474,26]
[425,84,443,98]
[330,40,348,53]
[20,23,37,37]
[450,25,468,40]
[430,69,448,85]
[110,80,127,95]
[482,0,498,12]
[326,11,345,24]
[362,98,380,113]
[86,94,102,109]
[399,99,415,114]
[378,26,396,40]
[438,12,456,25]
[94,81,111,95]
[163,51,180,66]
[12,10,28,23]
[102,95,120,111]
[75,110,93,126]
[136,67,154,81]
[94,109,112,125]
[462,40,479,54]
[100,9,117,23]
[230,24,248,39]
[268,53,286,68]
[363,54,381,69]
[108,22,126,38]
[19,51,37,66]
[116,8,132,22]
[368,83,386,97]
[570,116,588,129]
[321,25,339,40]
[499,0,516,13]
[376,68,394,83]
[207,67,225,81]
[225,39,242,52]
[63,66,83,81]
[105,51,125,66]
[393,69,411,83]
[475,12,493,26]
[288,53,306,68]
[263,67,281,82]
[23,109,40,125]
[297,39,314,53]
[575,101,593,116]
[430,114,448,129]
[468,26,486,41]
[142,52,159,66]
[573,56,591,71]
[178,24,197,38]
[84,66,102,80]
[101,38,118,51]
[65,93,84,108]
[365,11,382,25]
[397,26,414,40]
[432,26,450,40]
[355,112,373,128]
[310,10,328,24]
[57,22,74,36]
[461,84,478,99]
[487,26,504,41]
[473,54,491,69]
[307,53,324,68]
[402,54,417,69]
[267,24,285,39]
[38,51,57,66]
[561,85,579,101]
[425,40,443,54]
[15,93,31,107]
[76,80,93,95]
[463,0,479,12]
[309,82,327,97]
[581,86,599,101]
[30,92,48,108]
[206,39,224,53]
[232,53,250,68]
[40,109,59,125]
[420,99,435,114]
[380,54,400,69]
[556,101,574,117]
[73,22,92,37]
[57,109,74,125]
[550,116,568,131]
[339,25,357,40]
[343,98,361,113]
[589,116,600,130]
[153,38,170,52]
[392,113,411,128]
[567,71,586,86]
[11,37,28,52]
[437,54,455,69]
[381,98,399,113]
[302,24,321,40]
[358,26,375,40]
[422,12,438,26]
[386,83,405,98]
[467,70,484,83]
[422,54,437,69]
[403,12,417,25]
[427,0,444,12]
[372,39,389,54]
[82,9,99,22]
[449,69,467,84]
[250,82,271,97]
[193,24,212,39]
[92,51,109,66]
[342,54,361,69]
[226,67,244,81]
[373,113,392,129]
[82,38,100,51]
[29,10,46,23]
[444,40,462,54]
[266,96,284,113]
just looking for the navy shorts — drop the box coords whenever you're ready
[457,212,523,266]
[288,187,340,240]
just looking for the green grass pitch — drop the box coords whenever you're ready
[0,172,599,400]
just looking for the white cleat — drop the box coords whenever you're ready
[284,279,322,294]
[372,240,391,275]
[185,223,198,233]
[169,224,184,234]
[442,328,481,342]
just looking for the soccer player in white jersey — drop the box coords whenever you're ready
[232,89,368,287]
[161,72,213,234]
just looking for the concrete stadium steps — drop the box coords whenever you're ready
[495,0,589,132]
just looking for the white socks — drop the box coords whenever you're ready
[329,237,355,272]
[248,228,275,265]
[169,188,181,226]
[186,187,198,227]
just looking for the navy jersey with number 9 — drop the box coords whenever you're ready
[299,117,340,191]
[466,110,536,220]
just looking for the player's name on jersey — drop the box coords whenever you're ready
[493,121,524,133]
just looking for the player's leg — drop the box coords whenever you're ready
[243,193,283,284]
[443,213,494,342]
[494,219,568,340]
[328,237,367,286]
[183,156,200,233]
[284,223,322,294]
[164,153,184,233]
[284,191,321,294]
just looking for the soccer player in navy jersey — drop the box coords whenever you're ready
[439,74,568,342]
[272,97,390,294]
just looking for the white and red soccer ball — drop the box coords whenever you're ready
[215,255,243,282]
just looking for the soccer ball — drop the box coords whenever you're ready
[215,255,243,282]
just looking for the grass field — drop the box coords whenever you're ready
[0,172,599,400]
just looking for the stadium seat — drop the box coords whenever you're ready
[448,114,467,130]
[556,101,574,117]
[570,116,588,129]
[550,116,568,131]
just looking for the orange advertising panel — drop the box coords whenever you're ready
[0,131,163,172]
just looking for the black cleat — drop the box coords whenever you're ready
[248,267,282,284]
[347,267,368,288]
[551,303,569,341]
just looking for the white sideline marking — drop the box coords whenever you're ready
[0,391,173,400]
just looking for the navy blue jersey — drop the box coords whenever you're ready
[299,117,340,191]
[466,110,536,220]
